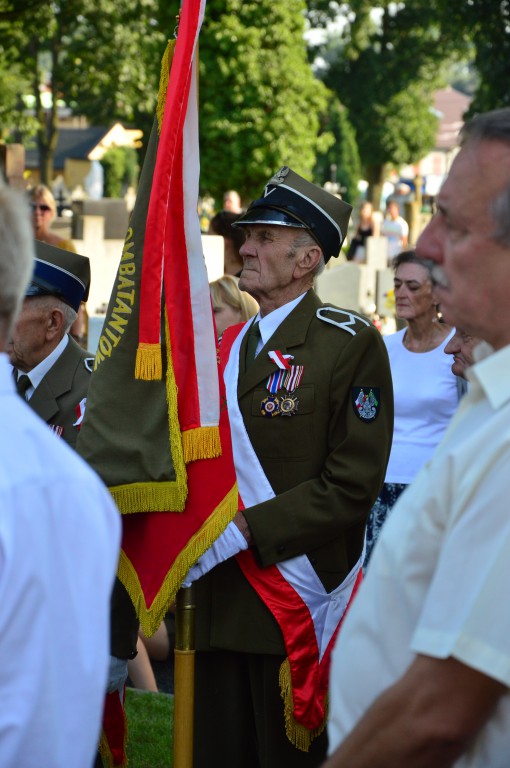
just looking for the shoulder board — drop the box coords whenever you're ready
[84,356,95,373]
[315,307,372,336]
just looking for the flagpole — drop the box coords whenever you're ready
[173,584,196,768]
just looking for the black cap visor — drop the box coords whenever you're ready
[233,206,307,229]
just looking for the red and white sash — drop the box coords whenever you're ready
[221,322,363,750]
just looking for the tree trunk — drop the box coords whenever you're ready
[32,35,59,186]
[364,164,386,212]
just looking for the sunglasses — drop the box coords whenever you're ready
[31,203,51,212]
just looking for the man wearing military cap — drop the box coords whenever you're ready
[8,239,94,449]
[186,167,394,767]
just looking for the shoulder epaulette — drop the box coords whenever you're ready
[84,357,95,373]
[316,307,372,336]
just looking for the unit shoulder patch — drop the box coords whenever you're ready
[316,307,372,337]
[352,387,381,422]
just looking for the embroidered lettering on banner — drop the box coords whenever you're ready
[94,228,136,369]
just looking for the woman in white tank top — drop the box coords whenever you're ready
[365,250,459,566]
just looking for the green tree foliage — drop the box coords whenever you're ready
[101,146,139,197]
[0,0,165,183]
[435,0,510,114]
[59,0,165,125]
[197,0,331,203]
[312,0,448,205]
[314,95,361,204]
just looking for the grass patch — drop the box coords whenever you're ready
[125,689,174,768]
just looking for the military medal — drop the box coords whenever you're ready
[280,395,299,416]
[263,352,304,417]
[261,394,280,417]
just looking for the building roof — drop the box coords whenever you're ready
[25,122,142,170]
[25,126,110,170]
[433,87,472,150]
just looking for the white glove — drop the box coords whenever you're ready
[182,521,248,586]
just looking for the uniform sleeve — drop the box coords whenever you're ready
[245,324,394,569]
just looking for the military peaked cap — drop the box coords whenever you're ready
[233,166,353,262]
[26,240,90,312]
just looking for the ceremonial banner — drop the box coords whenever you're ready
[77,0,237,639]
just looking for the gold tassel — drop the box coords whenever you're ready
[135,342,163,381]
[182,425,222,463]
[279,658,328,753]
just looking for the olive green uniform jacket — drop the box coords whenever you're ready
[26,335,93,450]
[195,289,394,654]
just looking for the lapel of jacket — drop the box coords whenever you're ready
[237,290,322,399]
[28,336,83,422]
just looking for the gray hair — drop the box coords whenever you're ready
[392,249,436,281]
[0,181,35,339]
[30,295,78,334]
[461,108,510,246]
[289,231,326,278]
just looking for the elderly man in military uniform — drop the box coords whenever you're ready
[8,240,93,448]
[186,167,394,768]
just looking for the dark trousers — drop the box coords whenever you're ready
[193,649,328,768]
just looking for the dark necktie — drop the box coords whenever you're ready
[15,373,31,400]
[245,321,261,369]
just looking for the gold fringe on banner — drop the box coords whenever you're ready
[112,313,188,515]
[119,481,239,637]
[98,728,127,768]
[182,425,222,463]
[110,480,187,515]
[135,342,163,381]
[279,658,327,753]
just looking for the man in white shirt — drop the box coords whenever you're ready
[324,108,510,767]
[381,200,409,262]
[0,181,121,767]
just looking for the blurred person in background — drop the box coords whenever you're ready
[222,189,243,214]
[208,210,246,276]
[346,201,380,263]
[381,200,409,263]
[364,249,459,565]
[30,184,87,346]
[30,184,76,252]
[210,274,258,338]
[444,327,482,381]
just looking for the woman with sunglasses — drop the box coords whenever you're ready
[30,185,88,346]
[30,184,76,252]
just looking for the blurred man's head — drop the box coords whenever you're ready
[417,108,510,351]
[386,201,400,219]
[444,328,480,378]
[0,182,35,349]
[223,190,242,214]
